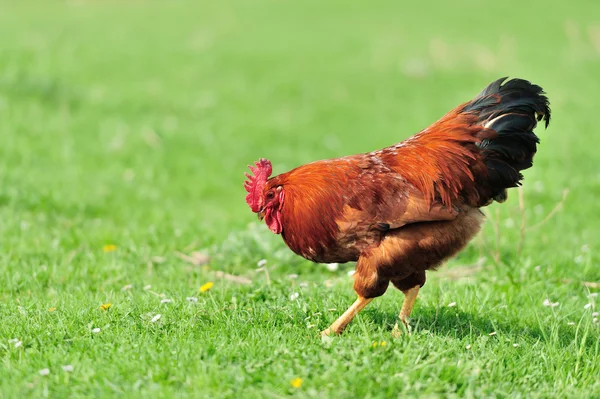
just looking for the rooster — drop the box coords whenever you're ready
[244,77,550,336]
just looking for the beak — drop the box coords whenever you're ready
[257,208,265,221]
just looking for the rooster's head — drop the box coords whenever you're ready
[244,158,283,234]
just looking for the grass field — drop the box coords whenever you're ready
[1,0,600,397]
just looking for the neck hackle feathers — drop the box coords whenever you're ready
[244,158,272,212]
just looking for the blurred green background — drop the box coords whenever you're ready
[1,0,598,248]
[1,0,600,397]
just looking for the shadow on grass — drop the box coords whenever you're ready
[364,306,596,350]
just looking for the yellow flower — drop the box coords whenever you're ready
[103,244,117,253]
[372,341,378,348]
[100,303,112,311]
[290,377,303,388]
[200,282,214,293]
[48,307,56,312]
[380,341,387,347]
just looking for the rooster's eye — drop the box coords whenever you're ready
[266,191,274,200]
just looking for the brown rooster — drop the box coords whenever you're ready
[244,77,550,336]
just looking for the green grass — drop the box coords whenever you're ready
[1,0,600,397]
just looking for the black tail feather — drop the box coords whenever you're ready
[465,77,550,202]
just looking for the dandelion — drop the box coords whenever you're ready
[103,244,117,253]
[61,365,74,372]
[92,328,101,334]
[372,341,378,348]
[380,341,387,347]
[48,307,56,312]
[186,297,198,302]
[161,299,172,304]
[326,263,339,271]
[584,303,593,310]
[466,344,472,350]
[14,341,22,348]
[100,303,112,311]
[290,377,303,388]
[39,368,50,376]
[200,282,214,293]
[290,292,299,301]
[489,331,497,336]
[143,284,152,290]
[448,302,457,307]
[121,284,133,291]
[151,314,161,323]
[257,259,267,267]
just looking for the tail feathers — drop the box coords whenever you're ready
[464,77,550,202]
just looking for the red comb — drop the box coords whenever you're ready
[244,158,272,213]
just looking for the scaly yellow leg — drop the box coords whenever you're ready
[321,296,373,336]
[392,285,420,337]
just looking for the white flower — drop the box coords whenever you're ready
[513,343,519,348]
[161,299,172,304]
[8,338,19,344]
[39,368,50,376]
[534,205,544,215]
[121,284,133,291]
[465,344,471,350]
[567,321,576,326]
[533,181,545,192]
[290,292,299,301]
[326,263,339,271]
[448,302,457,308]
[592,312,599,318]
[593,318,599,324]
[299,282,309,288]
[581,244,589,253]
[151,314,161,323]
[489,331,497,336]
[61,365,74,372]
[543,299,560,308]
[574,255,585,265]
[14,341,22,348]
[186,297,198,302]
[584,303,593,310]
[347,270,356,277]
[92,328,101,334]
[143,284,152,290]
[288,274,299,279]
[257,259,267,267]
[589,293,598,298]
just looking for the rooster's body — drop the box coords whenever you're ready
[245,78,550,335]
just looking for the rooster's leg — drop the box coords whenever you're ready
[321,296,373,336]
[392,285,420,337]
